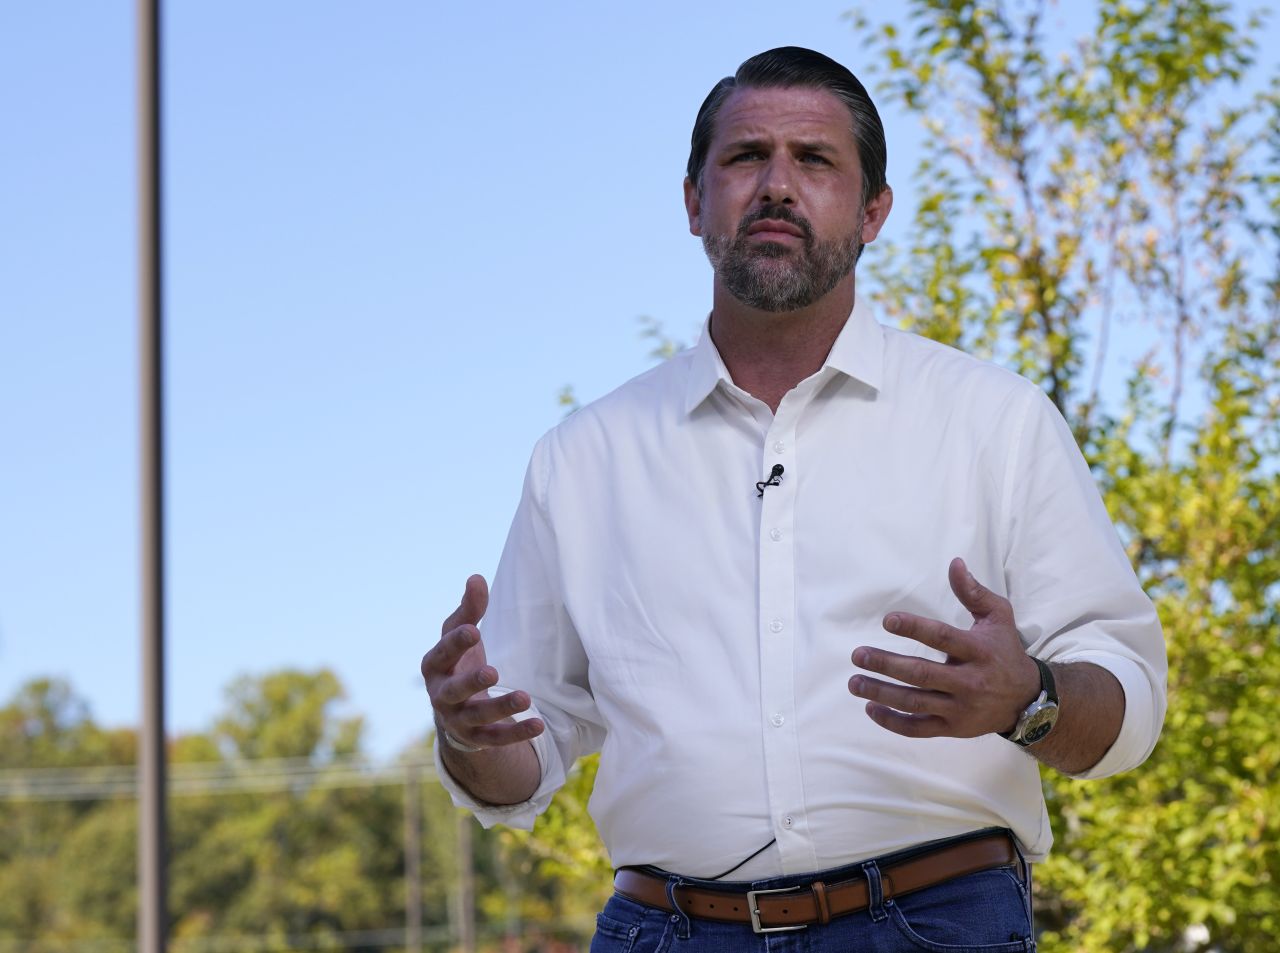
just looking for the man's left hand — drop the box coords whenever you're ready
[849,557,1041,738]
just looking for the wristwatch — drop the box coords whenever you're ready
[1001,657,1059,747]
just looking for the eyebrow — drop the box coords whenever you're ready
[721,138,770,153]
[719,138,839,155]
[792,140,838,155]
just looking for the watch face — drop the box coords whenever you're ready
[1021,706,1059,745]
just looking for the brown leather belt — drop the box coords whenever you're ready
[613,830,1018,934]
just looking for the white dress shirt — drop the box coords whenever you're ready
[435,298,1167,877]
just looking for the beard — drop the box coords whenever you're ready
[702,203,863,313]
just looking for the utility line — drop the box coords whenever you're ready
[0,755,437,802]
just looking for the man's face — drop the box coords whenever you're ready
[684,85,891,312]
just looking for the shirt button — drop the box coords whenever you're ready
[782,815,794,829]
[769,619,783,633]
[770,713,785,727]
[769,528,782,541]
[773,441,786,454]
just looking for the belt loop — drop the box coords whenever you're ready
[811,880,831,925]
[1025,862,1034,924]
[862,861,888,923]
[664,875,692,940]
[1012,833,1030,887]
[1009,832,1034,928]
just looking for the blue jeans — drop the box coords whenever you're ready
[590,854,1035,952]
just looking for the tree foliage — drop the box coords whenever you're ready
[851,1,1279,950]
[0,672,592,952]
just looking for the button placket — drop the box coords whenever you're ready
[755,410,813,871]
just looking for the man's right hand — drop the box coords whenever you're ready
[421,574,545,753]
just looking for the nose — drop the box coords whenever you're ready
[756,157,794,206]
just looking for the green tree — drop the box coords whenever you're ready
[851,1,1279,949]
[0,680,135,952]
[0,671,468,952]
[169,669,403,946]
[490,753,613,937]
[0,678,134,770]
[213,668,363,761]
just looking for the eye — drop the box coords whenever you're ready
[730,150,765,163]
[800,152,831,165]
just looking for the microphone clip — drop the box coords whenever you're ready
[756,464,784,497]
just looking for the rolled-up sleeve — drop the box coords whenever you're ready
[1001,388,1168,778]
[434,434,605,828]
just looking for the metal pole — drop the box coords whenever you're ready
[455,812,476,953]
[499,841,522,944]
[404,765,423,953]
[137,2,167,953]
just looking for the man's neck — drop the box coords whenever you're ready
[708,275,856,413]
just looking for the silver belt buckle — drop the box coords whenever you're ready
[746,886,808,934]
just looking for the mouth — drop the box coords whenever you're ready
[746,219,807,243]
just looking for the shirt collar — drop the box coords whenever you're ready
[682,295,885,415]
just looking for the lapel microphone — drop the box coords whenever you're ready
[756,464,784,497]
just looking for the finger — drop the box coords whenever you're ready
[948,557,1014,626]
[863,702,948,738]
[466,717,546,748]
[451,689,535,728]
[441,574,490,637]
[849,673,953,717]
[430,664,499,706]
[880,612,972,660]
[421,626,482,679]
[852,647,957,691]
[437,712,546,751]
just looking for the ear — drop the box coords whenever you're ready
[859,185,894,245]
[684,176,702,237]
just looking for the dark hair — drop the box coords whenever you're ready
[687,47,888,206]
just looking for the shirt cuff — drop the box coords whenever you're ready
[431,688,567,830]
[1049,652,1162,780]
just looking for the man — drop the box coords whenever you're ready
[422,47,1166,949]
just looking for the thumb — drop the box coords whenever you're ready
[948,557,1013,625]
[461,574,489,625]
[441,574,490,636]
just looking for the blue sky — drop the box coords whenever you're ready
[1,1,1273,761]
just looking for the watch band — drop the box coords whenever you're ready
[999,656,1058,743]
[1032,656,1057,703]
